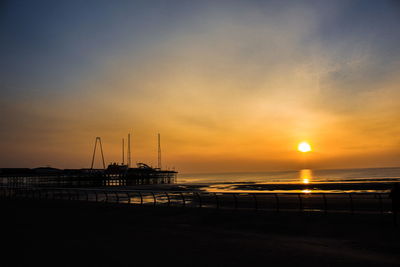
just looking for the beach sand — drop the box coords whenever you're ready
[2,199,399,267]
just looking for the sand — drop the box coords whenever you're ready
[2,199,400,267]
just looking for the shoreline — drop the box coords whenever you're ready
[105,180,399,194]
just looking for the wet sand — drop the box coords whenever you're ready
[2,199,399,267]
[110,181,397,193]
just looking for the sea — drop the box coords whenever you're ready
[177,167,400,193]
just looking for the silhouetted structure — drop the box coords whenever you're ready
[90,137,105,169]
[158,133,162,169]
[0,163,177,188]
[1,134,177,188]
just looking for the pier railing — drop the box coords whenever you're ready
[0,186,392,214]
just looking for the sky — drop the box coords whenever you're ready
[1,0,400,173]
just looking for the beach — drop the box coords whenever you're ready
[3,199,399,267]
[176,167,400,193]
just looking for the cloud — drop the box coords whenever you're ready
[1,1,400,171]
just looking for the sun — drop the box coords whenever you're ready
[298,142,312,153]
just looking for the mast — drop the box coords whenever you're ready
[158,133,162,169]
[122,138,125,165]
[127,133,131,168]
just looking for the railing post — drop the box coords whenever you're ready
[151,192,157,207]
[252,194,258,211]
[275,193,280,213]
[63,189,67,200]
[115,192,120,203]
[214,193,219,210]
[195,192,202,208]
[233,193,238,210]
[298,193,303,212]
[126,192,131,204]
[180,192,186,207]
[349,193,354,214]
[322,193,328,214]
[165,192,170,207]
[104,191,109,202]
[377,193,383,214]
[138,192,143,205]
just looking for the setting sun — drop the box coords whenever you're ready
[298,142,312,153]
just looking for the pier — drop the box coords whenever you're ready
[0,164,177,188]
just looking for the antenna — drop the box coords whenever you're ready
[127,133,131,168]
[158,133,162,169]
[122,138,125,165]
[90,137,106,169]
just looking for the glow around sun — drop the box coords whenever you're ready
[298,142,312,153]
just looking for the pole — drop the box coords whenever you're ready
[122,138,125,165]
[127,133,131,168]
[158,133,162,169]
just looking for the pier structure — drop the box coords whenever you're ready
[0,134,177,188]
[0,164,177,188]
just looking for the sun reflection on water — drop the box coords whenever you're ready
[300,169,312,184]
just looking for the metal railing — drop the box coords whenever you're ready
[0,186,392,214]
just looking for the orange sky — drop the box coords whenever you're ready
[1,1,400,172]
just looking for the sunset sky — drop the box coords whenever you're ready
[1,0,400,173]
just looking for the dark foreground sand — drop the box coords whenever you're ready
[2,200,399,267]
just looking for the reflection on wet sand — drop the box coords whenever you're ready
[300,169,312,184]
[300,169,312,193]
[301,189,312,193]
[149,168,400,194]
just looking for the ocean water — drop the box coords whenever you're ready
[179,167,400,183]
[177,167,400,193]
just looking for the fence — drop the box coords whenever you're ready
[0,186,393,215]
